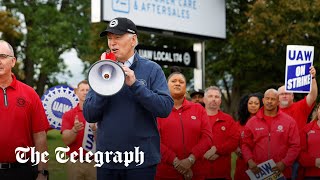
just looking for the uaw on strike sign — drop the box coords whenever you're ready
[285,45,314,93]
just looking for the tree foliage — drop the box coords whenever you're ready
[1,0,90,95]
[206,0,320,117]
[0,10,22,44]
[0,9,23,75]
[1,0,320,111]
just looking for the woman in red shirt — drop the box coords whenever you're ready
[156,72,212,180]
[234,93,263,180]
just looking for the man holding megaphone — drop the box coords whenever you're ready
[83,17,174,180]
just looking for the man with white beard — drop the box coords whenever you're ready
[278,66,317,180]
[278,66,317,131]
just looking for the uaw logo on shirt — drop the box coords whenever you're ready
[41,85,78,130]
[276,125,284,132]
[16,97,26,107]
[308,130,316,135]
[191,115,197,120]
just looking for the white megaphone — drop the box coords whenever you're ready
[87,52,125,96]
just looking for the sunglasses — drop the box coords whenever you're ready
[0,54,14,59]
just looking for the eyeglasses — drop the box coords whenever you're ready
[279,92,292,96]
[0,54,14,59]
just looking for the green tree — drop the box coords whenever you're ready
[0,10,23,75]
[205,0,255,116]
[206,0,320,117]
[1,0,90,95]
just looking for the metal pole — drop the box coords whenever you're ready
[201,41,205,89]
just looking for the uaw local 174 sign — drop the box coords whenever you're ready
[137,45,195,68]
[285,45,314,93]
[41,85,78,130]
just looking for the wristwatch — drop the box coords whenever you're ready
[38,170,49,176]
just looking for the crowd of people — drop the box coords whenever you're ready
[1,16,320,180]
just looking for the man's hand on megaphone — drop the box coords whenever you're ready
[121,65,136,86]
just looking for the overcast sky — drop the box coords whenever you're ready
[57,48,85,88]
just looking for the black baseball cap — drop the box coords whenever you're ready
[190,90,204,98]
[100,17,138,37]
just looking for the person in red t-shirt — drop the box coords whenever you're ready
[0,40,49,180]
[234,92,263,180]
[61,80,96,180]
[278,66,318,180]
[299,103,320,179]
[203,86,240,180]
[278,66,317,130]
[156,72,212,180]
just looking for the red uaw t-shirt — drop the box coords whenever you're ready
[61,104,90,157]
[280,97,314,130]
[0,74,49,162]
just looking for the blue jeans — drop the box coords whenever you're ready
[291,161,299,180]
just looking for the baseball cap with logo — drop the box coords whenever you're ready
[190,90,204,98]
[100,17,138,37]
